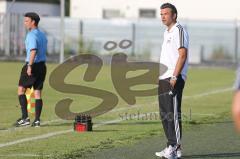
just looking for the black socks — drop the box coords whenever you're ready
[19,95,43,121]
[19,94,28,119]
[35,99,43,121]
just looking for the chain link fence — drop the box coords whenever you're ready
[0,13,239,64]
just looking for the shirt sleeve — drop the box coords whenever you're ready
[27,33,37,51]
[174,26,189,49]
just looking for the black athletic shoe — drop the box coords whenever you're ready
[15,117,30,127]
[31,120,40,127]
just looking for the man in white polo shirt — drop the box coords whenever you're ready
[155,3,189,159]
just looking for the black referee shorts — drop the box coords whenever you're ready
[18,62,46,90]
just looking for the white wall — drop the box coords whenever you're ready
[0,1,6,13]
[70,0,162,19]
[6,2,60,16]
[71,0,240,20]
[167,0,240,20]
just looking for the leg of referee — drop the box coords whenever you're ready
[18,86,27,118]
[15,85,30,126]
[32,90,43,127]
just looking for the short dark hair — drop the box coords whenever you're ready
[24,12,40,26]
[160,3,178,20]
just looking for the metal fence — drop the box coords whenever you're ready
[0,13,239,64]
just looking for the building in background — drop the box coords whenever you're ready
[70,0,240,20]
[0,0,60,16]
[0,0,238,64]
[70,0,161,19]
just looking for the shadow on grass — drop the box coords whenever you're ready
[183,152,240,158]
[42,122,121,132]
[92,129,120,132]
[42,121,153,127]
[41,122,73,127]
[102,121,160,126]
[0,128,8,131]
[185,120,233,126]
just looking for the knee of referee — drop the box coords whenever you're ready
[34,90,42,99]
[18,86,26,95]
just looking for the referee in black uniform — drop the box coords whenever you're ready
[16,12,47,127]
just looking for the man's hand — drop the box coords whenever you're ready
[169,76,177,89]
[170,79,177,89]
[27,66,32,76]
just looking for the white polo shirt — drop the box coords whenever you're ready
[159,22,189,81]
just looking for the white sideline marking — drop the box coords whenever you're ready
[183,87,233,99]
[1,105,141,132]
[0,129,72,148]
[2,87,232,132]
[0,114,148,149]
[0,87,233,148]
[0,154,50,157]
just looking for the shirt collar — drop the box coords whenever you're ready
[167,22,179,33]
[30,28,38,32]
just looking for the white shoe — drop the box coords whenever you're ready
[155,145,177,159]
[176,145,182,158]
[155,146,168,157]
